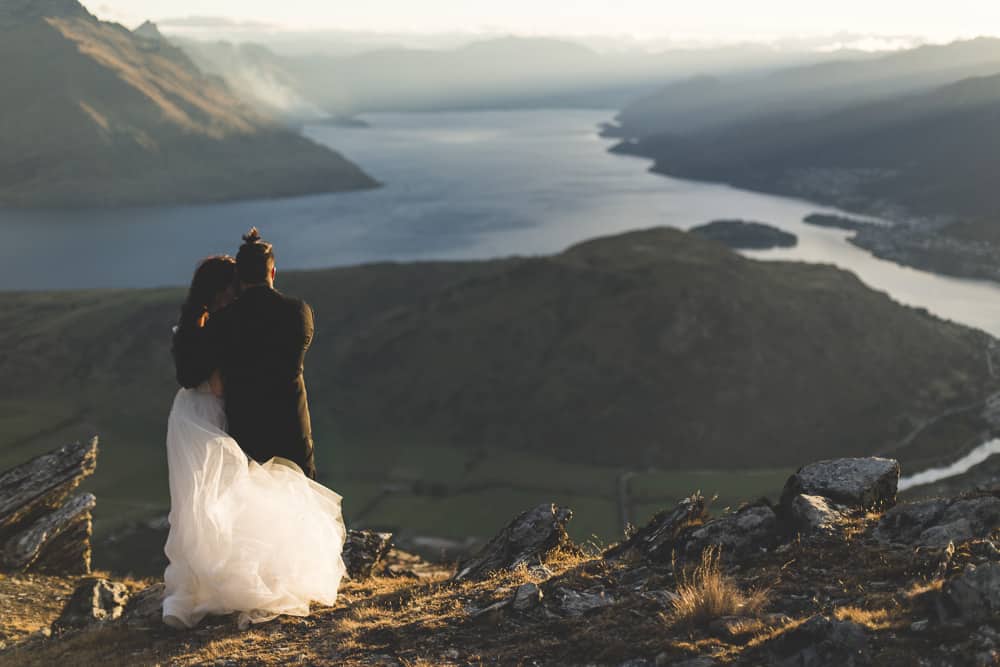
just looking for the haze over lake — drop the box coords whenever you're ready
[4,109,1000,335]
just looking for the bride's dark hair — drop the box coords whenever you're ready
[178,255,237,330]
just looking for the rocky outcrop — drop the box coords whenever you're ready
[605,494,707,562]
[874,495,1000,547]
[0,439,98,574]
[453,504,573,582]
[53,578,129,630]
[781,458,900,511]
[683,504,778,559]
[343,530,394,580]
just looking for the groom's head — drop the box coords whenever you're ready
[237,227,276,288]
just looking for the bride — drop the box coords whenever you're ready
[162,255,346,629]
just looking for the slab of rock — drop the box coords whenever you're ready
[0,438,98,535]
[54,578,129,630]
[605,494,707,562]
[683,504,777,560]
[0,439,99,575]
[554,587,615,617]
[781,458,899,511]
[787,494,846,535]
[763,615,870,667]
[123,583,166,628]
[874,496,1000,547]
[937,563,1000,624]
[343,529,393,580]
[453,504,573,582]
[3,492,95,572]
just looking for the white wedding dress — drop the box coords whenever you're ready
[162,384,347,629]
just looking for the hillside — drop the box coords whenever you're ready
[0,228,994,540]
[0,0,376,208]
[3,453,1000,666]
[614,37,1000,137]
[616,67,1000,230]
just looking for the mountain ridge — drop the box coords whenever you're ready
[0,0,377,207]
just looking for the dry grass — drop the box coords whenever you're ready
[834,606,895,631]
[665,547,769,627]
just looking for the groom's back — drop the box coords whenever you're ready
[209,285,315,478]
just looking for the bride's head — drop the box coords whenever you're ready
[180,256,237,328]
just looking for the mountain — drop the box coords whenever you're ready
[0,2,377,208]
[614,37,1000,137]
[0,228,992,500]
[618,70,1000,226]
[174,35,862,117]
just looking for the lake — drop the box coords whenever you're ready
[4,109,1000,339]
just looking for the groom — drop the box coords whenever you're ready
[208,228,318,479]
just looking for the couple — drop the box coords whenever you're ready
[162,228,346,629]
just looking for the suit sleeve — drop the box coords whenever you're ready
[300,301,315,352]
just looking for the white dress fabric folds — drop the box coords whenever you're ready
[162,385,347,628]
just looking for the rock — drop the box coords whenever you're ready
[605,494,707,562]
[343,529,393,580]
[554,587,614,616]
[937,563,1000,624]
[0,439,98,533]
[787,494,846,534]
[453,504,573,582]
[2,492,95,573]
[683,504,777,559]
[123,583,165,628]
[874,496,1000,547]
[54,578,129,630]
[763,615,870,667]
[511,582,543,612]
[0,439,99,575]
[780,457,899,511]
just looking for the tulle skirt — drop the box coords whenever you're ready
[162,386,347,628]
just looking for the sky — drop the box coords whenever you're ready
[83,1,1000,44]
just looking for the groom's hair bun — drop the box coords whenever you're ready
[236,227,275,284]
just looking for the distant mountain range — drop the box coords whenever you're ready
[614,37,1000,136]
[0,0,376,208]
[612,38,1000,232]
[174,34,869,117]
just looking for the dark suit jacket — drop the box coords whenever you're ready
[206,285,317,478]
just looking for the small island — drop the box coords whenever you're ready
[689,220,798,250]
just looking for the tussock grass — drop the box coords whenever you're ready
[666,547,769,627]
[834,606,895,630]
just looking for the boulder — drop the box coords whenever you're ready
[780,458,899,511]
[511,582,543,612]
[763,615,870,667]
[0,439,99,575]
[787,494,846,535]
[683,504,777,560]
[937,563,1000,624]
[54,578,129,630]
[874,496,1000,547]
[453,504,573,582]
[123,583,165,628]
[605,494,707,562]
[343,529,394,580]
[2,492,95,573]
